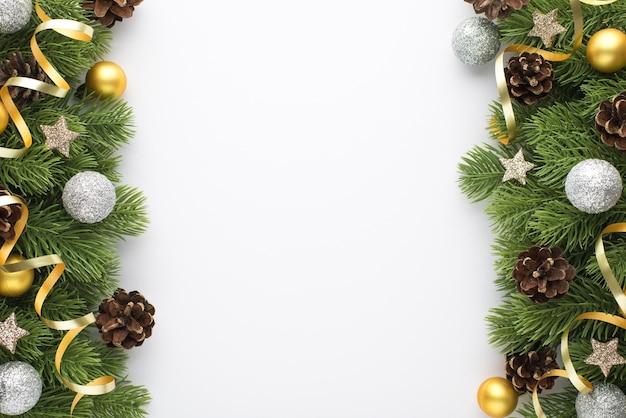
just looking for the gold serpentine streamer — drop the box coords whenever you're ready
[0,2,93,158]
[530,223,626,417]
[0,194,115,414]
[495,0,618,144]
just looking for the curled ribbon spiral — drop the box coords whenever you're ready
[531,222,626,417]
[0,2,93,158]
[495,0,617,144]
[0,194,115,413]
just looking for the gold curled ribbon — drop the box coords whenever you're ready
[493,0,620,144]
[531,222,626,417]
[0,194,115,414]
[0,2,93,159]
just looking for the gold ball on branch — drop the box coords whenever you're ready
[477,377,519,418]
[85,61,127,99]
[0,254,34,297]
[586,28,626,73]
[0,102,8,135]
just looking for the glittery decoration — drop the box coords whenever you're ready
[499,148,536,185]
[62,171,116,223]
[528,9,566,48]
[576,382,626,418]
[41,116,80,158]
[584,338,626,377]
[564,158,622,214]
[0,0,32,34]
[452,16,501,66]
[0,312,28,354]
[0,361,42,415]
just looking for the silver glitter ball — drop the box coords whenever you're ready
[452,16,501,66]
[564,159,622,214]
[0,361,42,415]
[0,0,32,34]
[576,382,626,418]
[62,171,116,223]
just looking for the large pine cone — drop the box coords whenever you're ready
[595,91,626,151]
[505,347,559,393]
[82,0,144,28]
[505,52,554,106]
[0,52,51,110]
[0,187,23,245]
[465,0,531,21]
[95,288,155,349]
[512,245,576,304]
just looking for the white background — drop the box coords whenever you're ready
[106,1,513,417]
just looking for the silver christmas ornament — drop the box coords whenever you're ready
[0,361,42,415]
[0,0,32,34]
[62,171,116,223]
[576,382,626,418]
[452,16,501,66]
[564,158,622,214]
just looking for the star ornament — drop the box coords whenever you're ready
[0,312,29,354]
[528,9,567,48]
[584,338,626,377]
[499,148,536,186]
[41,115,80,158]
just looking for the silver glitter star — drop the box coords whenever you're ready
[0,312,29,354]
[41,116,79,158]
[528,9,566,48]
[585,338,626,377]
[499,148,536,186]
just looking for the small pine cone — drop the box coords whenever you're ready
[595,91,626,151]
[95,288,155,349]
[82,0,144,28]
[505,52,554,106]
[505,347,559,393]
[464,0,531,21]
[513,245,576,304]
[0,52,51,110]
[0,186,22,245]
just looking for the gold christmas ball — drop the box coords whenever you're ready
[0,254,34,297]
[586,28,626,73]
[85,61,127,99]
[0,103,8,134]
[477,377,519,418]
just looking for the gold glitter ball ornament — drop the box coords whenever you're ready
[0,254,33,297]
[477,377,519,418]
[85,61,127,99]
[586,28,626,73]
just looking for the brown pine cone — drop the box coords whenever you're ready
[465,0,531,21]
[505,52,554,106]
[95,288,155,349]
[0,186,23,245]
[82,0,144,28]
[512,245,576,304]
[0,52,51,110]
[595,91,626,151]
[505,346,559,393]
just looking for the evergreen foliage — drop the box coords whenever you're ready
[0,0,150,416]
[458,0,626,415]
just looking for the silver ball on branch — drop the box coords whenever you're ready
[62,171,116,223]
[0,361,42,415]
[564,158,622,214]
[0,0,32,34]
[576,382,626,418]
[452,16,501,66]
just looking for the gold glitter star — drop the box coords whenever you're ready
[499,148,536,186]
[584,338,626,377]
[528,9,566,48]
[0,312,29,354]
[41,116,79,158]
